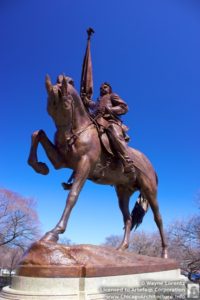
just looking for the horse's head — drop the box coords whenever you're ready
[45,74,75,127]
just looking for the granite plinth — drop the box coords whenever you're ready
[0,270,186,300]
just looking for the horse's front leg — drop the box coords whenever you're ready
[41,156,91,243]
[28,130,64,174]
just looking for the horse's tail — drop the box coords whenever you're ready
[131,194,149,231]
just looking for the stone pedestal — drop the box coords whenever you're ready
[0,242,186,300]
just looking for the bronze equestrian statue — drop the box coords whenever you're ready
[28,75,168,258]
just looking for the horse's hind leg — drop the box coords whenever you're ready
[28,130,64,174]
[147,193,168,258]
[115,185,133,251]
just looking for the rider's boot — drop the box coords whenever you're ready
[62,182,73,190]
[107,124,135,174]
[122,124,130,142]
[62,171,75,190]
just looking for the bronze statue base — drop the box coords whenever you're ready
[0,243,186,300]
[17,241,178,278]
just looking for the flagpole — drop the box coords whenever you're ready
[80,28,95,101]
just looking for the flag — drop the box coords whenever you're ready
[80,28,94,100]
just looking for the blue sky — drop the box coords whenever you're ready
[0,0,200,245]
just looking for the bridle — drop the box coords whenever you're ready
[57,89,94,146]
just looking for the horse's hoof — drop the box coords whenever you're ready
[37,162,49,175]
[28,160,49,175]
[40,231,59,243]
[116,243,128,251]
[161,249,168,259]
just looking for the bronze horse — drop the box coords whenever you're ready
[28,75,168,258]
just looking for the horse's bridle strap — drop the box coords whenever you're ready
[74,123,94,138]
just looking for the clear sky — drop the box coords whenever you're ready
[0,0,200,245]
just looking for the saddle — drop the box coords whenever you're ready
[94,116,130,157]
[99,130,114,156]
[62,116,131,190]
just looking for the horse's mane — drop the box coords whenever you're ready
[67,81,87,110]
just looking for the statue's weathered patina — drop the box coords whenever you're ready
[28,30,168,258]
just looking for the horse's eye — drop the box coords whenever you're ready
[68,79,74,86]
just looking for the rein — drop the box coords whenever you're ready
[57,93,94,146]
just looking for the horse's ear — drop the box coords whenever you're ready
[61,76,68,98]
[45,74,52,94]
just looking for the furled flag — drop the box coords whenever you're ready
[80,28,95,101]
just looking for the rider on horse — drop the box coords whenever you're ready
[82,82,135,174]
[62,79,135,190]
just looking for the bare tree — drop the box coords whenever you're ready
[167,196,200,273]
[103,235,123,248]
[0,246,23,276]
[59,236,72,245]
[103,231,161,257]
[0,188,40,249]
[0,188,40,274]
[129,231,161,256]
[168,216,200,273]
[103,198,200,275]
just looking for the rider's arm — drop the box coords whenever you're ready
[86,99,96,109]
[107,93,128,115]
[82,94,97,110]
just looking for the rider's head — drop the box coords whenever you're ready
[100,82,112,96]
